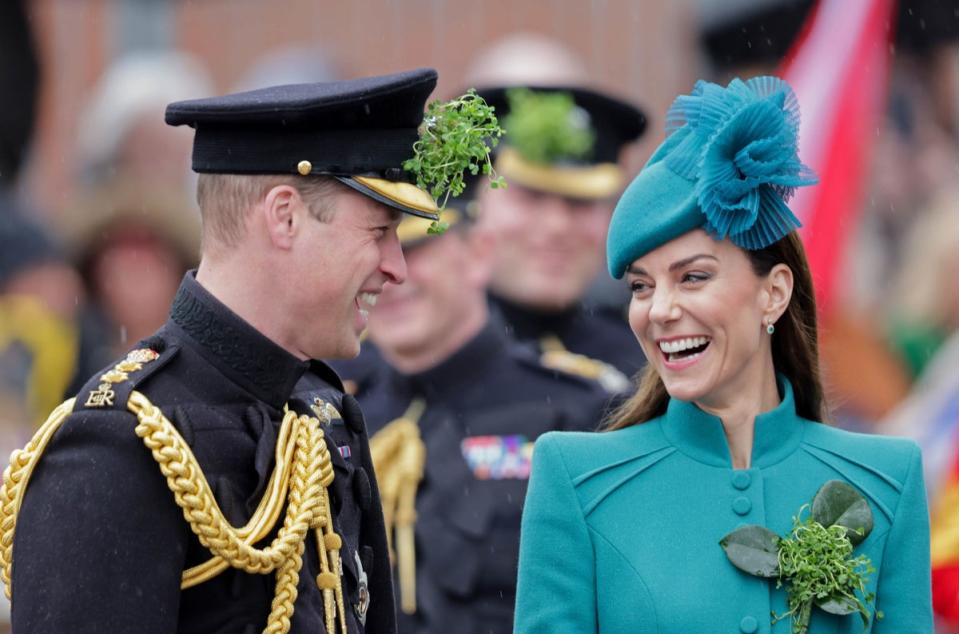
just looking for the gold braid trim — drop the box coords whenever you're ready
[0,387,347,634]
[0,397,77,599]
[129,392,345,634]
[180,403,299,588]
[369,398,426,615]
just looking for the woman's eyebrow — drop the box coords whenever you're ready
[627,254,718,276]
[668,254,718,272]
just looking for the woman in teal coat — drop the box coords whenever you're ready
[513,76,932,633]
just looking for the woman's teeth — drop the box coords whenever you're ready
[659,336,711,361]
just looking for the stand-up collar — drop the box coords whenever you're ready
[659,376,806,469]
[489,292,579,341]
[168,272,309,408]
[394,319,509,401]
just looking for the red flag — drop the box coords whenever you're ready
[779,0,896,317]
[931,449,959,622]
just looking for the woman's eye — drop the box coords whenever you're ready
[682,272,710,284]
[630,280,651,294]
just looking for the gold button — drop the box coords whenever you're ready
[297,160,312,176]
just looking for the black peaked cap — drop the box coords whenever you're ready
[165,68,438,177]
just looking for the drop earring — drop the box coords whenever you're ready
[765,320,775,335]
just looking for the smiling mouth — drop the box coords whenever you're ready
[356,292,378,318]
[659,336,711,362]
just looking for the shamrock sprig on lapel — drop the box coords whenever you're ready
[719,480,881,634]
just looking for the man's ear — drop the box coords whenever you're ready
[261,185,303,249]
[763,263,794,324]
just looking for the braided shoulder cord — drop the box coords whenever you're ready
[129,392,346,634]
[0,388,347,634]
[181,405,298,589]
[0,397,77,598]
[368,398,426,615]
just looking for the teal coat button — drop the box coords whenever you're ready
[731,471,751,490]
[739,615,758,633]
[732,496,752,515]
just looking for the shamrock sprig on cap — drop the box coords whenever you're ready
[403,89,506,234]
[719,480,879,634]
[504,88,594,165]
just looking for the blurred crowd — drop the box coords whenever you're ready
[4,0,959,630]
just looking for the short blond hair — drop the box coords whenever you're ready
[195,173,343,249]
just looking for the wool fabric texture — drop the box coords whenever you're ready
[514,377,932,633]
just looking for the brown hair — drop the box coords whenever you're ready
[604,231,827,430]
[195,173,345,250]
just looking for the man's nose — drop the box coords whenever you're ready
[381,233,407,285]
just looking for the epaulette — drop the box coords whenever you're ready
[75,340,179,413]
[506,342,596,391]
[536,347,632,394]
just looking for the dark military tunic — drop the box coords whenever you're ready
[342,321,608,634]
[489,293,646,383]
[11,273,394,633]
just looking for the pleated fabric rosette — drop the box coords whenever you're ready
[606,76,818,279]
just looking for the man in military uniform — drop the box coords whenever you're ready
[335,208,609,632]
[467,35,649,394]
[5,68,451,633]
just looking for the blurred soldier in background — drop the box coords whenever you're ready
[467,34,648,394]
[340,205,607,633]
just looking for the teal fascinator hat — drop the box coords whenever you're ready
[606,76,818,278]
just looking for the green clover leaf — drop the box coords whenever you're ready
[811,480,873,546]
[719,525,781,578]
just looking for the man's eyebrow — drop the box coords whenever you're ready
[627,254,718,276]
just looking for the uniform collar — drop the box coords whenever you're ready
[396,319,508,400]
[659,375,805,469]
[168,271,309,409]
[489,292,579,341]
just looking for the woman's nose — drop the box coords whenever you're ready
[648,286,680,324]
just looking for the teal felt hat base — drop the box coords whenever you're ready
[606,146,702,279]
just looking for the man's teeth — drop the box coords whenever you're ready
[358,293,378,308]
[659,336,710,354]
